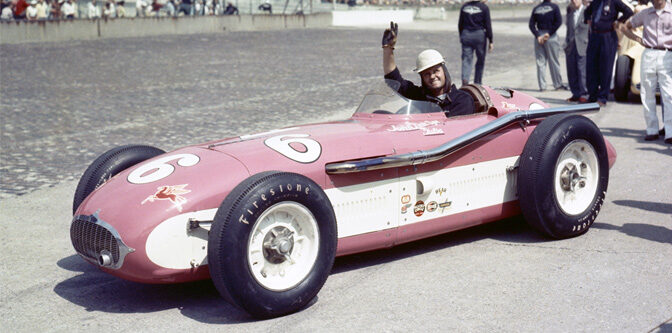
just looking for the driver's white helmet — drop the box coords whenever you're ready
[413,49,445,73]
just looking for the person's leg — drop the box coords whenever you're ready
[461,31,474,85]
[577,51,588,97]
[546,34,564,89]
[640,49,659,138]
[534,37,547,91]
[473,31,486,85]
[585,34,599,102]
[566,43,581,99]
[659,51,672,141]
[597,33,618,104]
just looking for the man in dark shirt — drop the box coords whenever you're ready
[584,0,633,106]
[381,22,474,117]
[529,0,566,92]
[458,0,494,86]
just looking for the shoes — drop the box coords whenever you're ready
[555,85,569,91]
[660,128,666,136]
[665,138,672,144]
[644,134,659,141]
[567,96,589,103]
[597,101,607,107]
[539,88,546,92]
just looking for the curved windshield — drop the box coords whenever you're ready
[355,79,444,115]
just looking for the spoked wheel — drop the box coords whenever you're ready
[518,114,609,239]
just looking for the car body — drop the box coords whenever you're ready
[71,81,617,318]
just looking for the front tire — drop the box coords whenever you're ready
[518,114,609,239]
[73,145,165,214]
[614,55,632,102]
[208,171,337,318]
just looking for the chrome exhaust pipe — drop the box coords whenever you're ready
[325,103,600,174]
[98,250,113,267]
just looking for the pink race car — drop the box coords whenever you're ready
[70,81,616,318]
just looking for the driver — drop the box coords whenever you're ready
[382,22,475,117]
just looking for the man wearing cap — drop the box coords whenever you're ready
[584,0,633,106]
[621,0,671,144]
[381,22,474,117]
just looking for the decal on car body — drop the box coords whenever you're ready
[141,184,191,212]
[264,134,322,163]
[128,154,200,184]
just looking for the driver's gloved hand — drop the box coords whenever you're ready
[382,21,398,49]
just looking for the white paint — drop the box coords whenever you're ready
[264,134,322,164]
[128,154,200,184]
[325,179,399,238]
[145,209,216,269]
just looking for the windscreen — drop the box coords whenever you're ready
[355,80,444,115]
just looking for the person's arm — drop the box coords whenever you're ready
[621,13,644,45]
[458,5,464,35]
[583,0,593,25]
[550,4,562,36]
[382,22,397,75]
[614,0,632,30]
[529,8,539,36]
[484,4,493,49]
[446,89,474,117]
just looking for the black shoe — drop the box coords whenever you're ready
[660,128,666,136]
[555,85,569,91]
[645,134,659,141]
[665,137,672,144]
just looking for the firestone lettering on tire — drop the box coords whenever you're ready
[264,134,322,163]
[239,183,312,224]
[127,154,200,184]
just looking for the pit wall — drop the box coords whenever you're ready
[0,13,334,44]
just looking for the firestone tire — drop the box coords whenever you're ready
[614,55,632,102]
[517,114,609,239]
[72,145,165,214]
[208,171,337,319]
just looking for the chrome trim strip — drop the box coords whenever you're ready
[73,211,135,270]
[325,103,600,174]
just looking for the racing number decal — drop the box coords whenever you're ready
[264,134,322,163]
[127,154,200,184]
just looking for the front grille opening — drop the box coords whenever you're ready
[70,218,120,265]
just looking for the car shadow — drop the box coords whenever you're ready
[332,215,551,275]
[54,255,253,324]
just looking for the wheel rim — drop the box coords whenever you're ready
[247,202,320,291]
[553,139,599,215]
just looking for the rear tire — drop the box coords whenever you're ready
[614,55,632,102]
[518,114,609,239]
[73,145,165,214]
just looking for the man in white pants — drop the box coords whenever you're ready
[622,0,672,144]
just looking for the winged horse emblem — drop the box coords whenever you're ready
[142,184,191,212]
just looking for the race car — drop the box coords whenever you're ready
[70,80,617,318]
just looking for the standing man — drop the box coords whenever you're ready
[565,0,590,102]
[584,0,633,106]
[458,0,493,86]
[621,0,671,143]
[529,0,566,92]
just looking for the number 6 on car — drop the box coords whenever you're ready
[70,81,616,318]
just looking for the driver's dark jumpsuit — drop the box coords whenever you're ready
[384,67,475,116]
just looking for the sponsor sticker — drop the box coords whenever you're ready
[401,194,411,204]
[439,200,452,213]
[401,203,411,214]
[435,188,447,196]
[414,200,425,217]
[427,201,438,212]
[142,184,191,212]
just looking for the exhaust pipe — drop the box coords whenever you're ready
[98,250,113,267]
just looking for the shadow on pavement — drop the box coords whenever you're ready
[592,222,672,245]
[332,215,551,275]
[54,255,252,324]
[613,199,672,215]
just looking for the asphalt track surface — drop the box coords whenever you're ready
[1,19,671,332]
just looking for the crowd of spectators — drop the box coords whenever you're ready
[0,0,240,19]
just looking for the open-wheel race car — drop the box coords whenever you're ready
[70,80,617,318]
